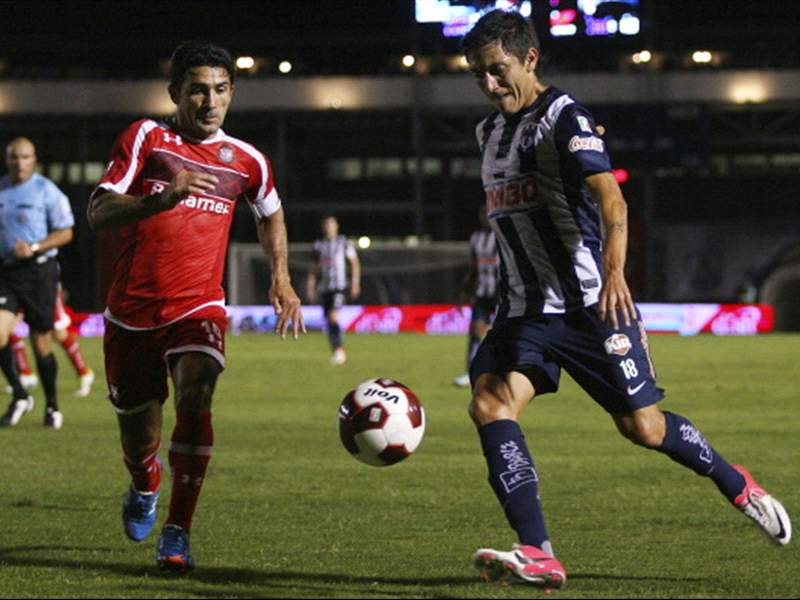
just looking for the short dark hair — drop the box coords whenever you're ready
[462,10,540,63]
[169,41,235,89]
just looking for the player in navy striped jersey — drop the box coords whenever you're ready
[306,215,361,365]
[462,10,791,588]
[453,207,499,388]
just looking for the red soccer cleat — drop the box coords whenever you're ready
[473,544,566,587]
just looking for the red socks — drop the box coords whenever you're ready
[124,444,162,494]
[10,333,33,376]
[60,330,90,376]
[166,411,213,531]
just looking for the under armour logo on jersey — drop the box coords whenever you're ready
[163,132,182,145]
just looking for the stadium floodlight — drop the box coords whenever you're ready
[402,54,416,68]
[358,236,372,249]
[692,50,713,64]
[236,56,255,70]
[278,60,292,74]
[632,50,652,64]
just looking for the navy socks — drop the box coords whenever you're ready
[657,411,745,501]
[479,419,551,552]
[327,321,343,350]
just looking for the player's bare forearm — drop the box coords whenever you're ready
[13,227,73,258]
[585,171,636,328]
[349,255,362,298]
[88,170,219,231]
[463,253,479,298]
[258,209,290,282]
[87,192,167,231]
[37,227,73,252]
[258,210,305,339]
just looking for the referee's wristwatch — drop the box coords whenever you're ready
[30,242,41,255]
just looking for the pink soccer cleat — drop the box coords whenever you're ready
[473,544,566,588]
[732,464,791,546]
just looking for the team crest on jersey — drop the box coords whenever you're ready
[604,333,632,356]
[218,144,235,163]
[517,123,537,153]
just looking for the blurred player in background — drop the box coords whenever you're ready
[0,137,74,430]
[453,207,498,388]
[463,10,791,588]
[8,283,95,397]
[88,41,304,573]
[306,215,361,365]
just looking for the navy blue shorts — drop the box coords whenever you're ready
[322,290,346,316]
[470,305,664,414]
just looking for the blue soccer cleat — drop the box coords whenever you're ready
[157,524,194,573]
[122,486,159,542]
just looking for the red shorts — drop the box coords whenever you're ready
[104,315,227,413]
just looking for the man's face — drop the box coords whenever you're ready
[468,41,538,116]
[322,217,339,239]
[170,66,234,139]
[5,140,37,184]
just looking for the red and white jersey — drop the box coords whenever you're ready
[93,118,281,330]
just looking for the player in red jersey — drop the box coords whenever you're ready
[87,41,305,573]
[8,284,95,397]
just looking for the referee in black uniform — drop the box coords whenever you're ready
[0,138,74,429]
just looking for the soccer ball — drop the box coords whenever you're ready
[338,378,426,467]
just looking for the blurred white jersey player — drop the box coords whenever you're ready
[306,215,361,364]
[454,207,499,387]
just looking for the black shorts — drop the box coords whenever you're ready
[0,257,59,332]
[321,290,346,316]
[470,305,665,415]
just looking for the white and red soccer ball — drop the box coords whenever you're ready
[338,378,426,467]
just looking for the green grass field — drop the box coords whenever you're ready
[0,333,798,598]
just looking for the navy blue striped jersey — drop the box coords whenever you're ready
[476,86,612,318]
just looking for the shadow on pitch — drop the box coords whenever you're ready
[0,545,471,596]
[571,573,704,583]
[0,545,705,595]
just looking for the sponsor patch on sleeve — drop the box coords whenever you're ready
[568,136,605,153]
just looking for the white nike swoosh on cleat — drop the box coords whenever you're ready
[627,381,646,396]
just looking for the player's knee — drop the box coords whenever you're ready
[172,356,220,409]
[468,393,510,427]
[175,377,215,408]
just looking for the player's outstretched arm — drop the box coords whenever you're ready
[585,171,636,329]
[258,208,305,340]
[461,249,479,306]
[348,252,362,300]
[87,170,218,231]
[306,260,319,304]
